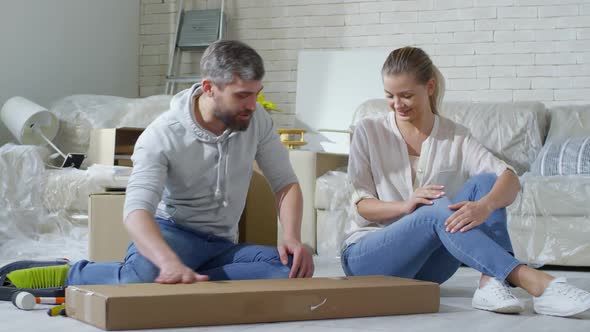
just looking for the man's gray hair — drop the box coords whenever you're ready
[200,40,265,87]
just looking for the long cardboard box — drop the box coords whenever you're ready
[66,276,439,330]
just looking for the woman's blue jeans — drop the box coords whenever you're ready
[66,219,292,285]
[341,173,520,284]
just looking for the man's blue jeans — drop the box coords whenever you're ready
[341,173,520,284]
[66,219,292,285]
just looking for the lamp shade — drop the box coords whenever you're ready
[1,96,59,145]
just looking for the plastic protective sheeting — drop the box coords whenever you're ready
[43,168,102,215]
[43,164,130,216]
[315,170,356,258]
[0,144,131,261]
[441,101,547,175]
[546,105,590,140]
[507,173,590,267]
[50,94,171,159]
[314,168,590,266]
[0,144,84,260]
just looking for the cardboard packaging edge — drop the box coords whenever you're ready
[66,276,439,330]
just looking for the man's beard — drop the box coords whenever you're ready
[214,109,252,131]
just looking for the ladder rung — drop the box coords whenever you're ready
[166,75,201,83]
[178,9,221,49]
[165,0,225,95]
[177,45,210,51]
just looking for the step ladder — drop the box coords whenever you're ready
[165,0,226,94]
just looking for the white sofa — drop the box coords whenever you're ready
[297,100,590,267]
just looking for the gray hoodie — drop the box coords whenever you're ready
[124,84,298,242]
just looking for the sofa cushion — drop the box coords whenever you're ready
[440,101,547,175]
[547,105,590,141]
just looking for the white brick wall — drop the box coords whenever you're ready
[139,0,590,112]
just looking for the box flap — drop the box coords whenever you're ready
[68,276,433,297]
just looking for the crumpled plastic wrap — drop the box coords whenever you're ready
[50,94,171,157]
[507,173,590,267]
[315,170,356,258]
[0,144,131,261]
[1,94,170,261]
[0,144,85,260]
[42,164,130,217]
[43,168,102,215]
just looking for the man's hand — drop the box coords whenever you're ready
[445,201,494,233]
[403,185,445,214]
[155,260,209,284]
[278,238,314,278]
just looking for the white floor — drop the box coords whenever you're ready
[1,257,589,332]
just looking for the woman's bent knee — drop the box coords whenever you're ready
[413,197,453,226]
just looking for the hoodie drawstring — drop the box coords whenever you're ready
[214,141,229,207]
[223,147,230,207]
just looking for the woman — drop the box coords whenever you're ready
[341,46,590,317]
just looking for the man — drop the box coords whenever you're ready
[5,40,313,288]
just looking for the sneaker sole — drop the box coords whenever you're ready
[534,303,590,317]
[473,302,525,314]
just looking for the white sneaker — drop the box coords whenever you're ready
[472,278,525,314]
[533,277,590,317]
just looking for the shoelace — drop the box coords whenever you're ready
[551,281,590,302]
[487,280,517,301]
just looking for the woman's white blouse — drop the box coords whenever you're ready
[344,112,513,248]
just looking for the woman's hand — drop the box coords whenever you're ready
[403,185,445,214]
[445,201,494,233]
